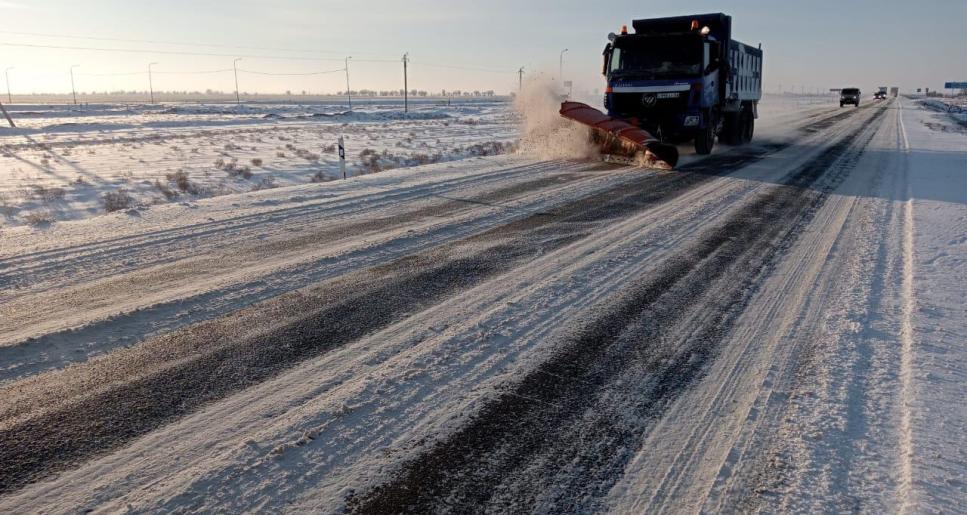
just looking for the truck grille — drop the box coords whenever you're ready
[611,92,689,119]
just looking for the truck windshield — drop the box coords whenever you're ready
[842,89,859,95]
[610,36,702,79]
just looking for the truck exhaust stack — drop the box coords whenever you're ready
[559,101,679,169]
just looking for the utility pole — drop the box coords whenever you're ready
[4,67,12,104]
[344,56,353,111]
[233,58,242,105]
[402,52,409,114]
[518,67,524,94]
[70,65,79,105]
[0,100,14,128]
[148,62,158,104]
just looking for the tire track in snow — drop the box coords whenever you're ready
[0,145,775,495]
[350,105,890,514]
[0,104,873,496]
[0,105,866,295]
[0,159,571,292]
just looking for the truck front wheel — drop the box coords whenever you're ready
[694,125,715,155]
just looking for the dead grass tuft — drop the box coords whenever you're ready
[23,210,55,226]
[102,189,134,212]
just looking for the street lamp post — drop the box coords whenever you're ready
[233,58,243,105]
[70,65,79,105]
[148,62,158,104]
[559,48,569,84]
[4,67,12,104]
[345,56,353,111]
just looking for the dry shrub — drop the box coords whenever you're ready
[250,176,278,191]
[251,158,263,167]
[463,141,514,157]
[215,158,253,179]
[31,185,67,203]
[359,148,382,173]
[311,170,333,183]
[154,180,178,200]
[102,189,134,212]
[23,210,55,226]
[0,194,17,218]
[165,170,198,194]
[295,149,320,162]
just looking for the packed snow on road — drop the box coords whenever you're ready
[0,93,964,513]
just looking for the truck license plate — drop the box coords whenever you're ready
[656,92,679,99]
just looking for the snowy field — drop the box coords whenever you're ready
[0,94,964,513]
[0,93,847,230]
[0,98,516,227]
[918,97,967,127]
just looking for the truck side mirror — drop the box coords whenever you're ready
[602,43,612,76]
[704,59,720,75]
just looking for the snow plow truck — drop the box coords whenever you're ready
[560,13,763,169]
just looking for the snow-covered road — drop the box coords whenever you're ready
[0,97,963,513]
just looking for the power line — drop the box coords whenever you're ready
[77,67,348,78]
[76,71,148,77]
[2,41,518,74]
[0,29,383,57]
[0,41,397,63]
[152,69,235,75]
[411,62,518,74]
[237,67,346,76]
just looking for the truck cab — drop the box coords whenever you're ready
[601,13,762,154]
[840,88,861,107]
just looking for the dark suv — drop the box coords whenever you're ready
[840,88,861,107]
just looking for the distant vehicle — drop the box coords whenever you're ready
[840,88,861,107]
[874,91,887,100]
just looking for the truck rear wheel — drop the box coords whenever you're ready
[694,125,715,155]
[741,112,755,144]
[722,113,741,145]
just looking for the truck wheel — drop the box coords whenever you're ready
[741,113,755,144]
[694,125,715,155]
[722,113,740,145]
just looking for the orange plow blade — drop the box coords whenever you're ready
[559,101,679,169]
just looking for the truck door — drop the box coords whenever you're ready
[702,41,722,107]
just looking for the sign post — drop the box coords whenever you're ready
[338,136,346,180]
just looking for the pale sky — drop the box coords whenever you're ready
[1,0,964,96]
